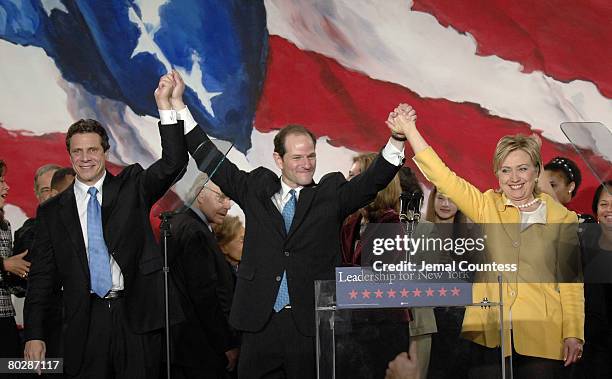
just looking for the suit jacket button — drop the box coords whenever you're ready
[512,241,520,248]
[275,276,281,282]
[284,251,290,257]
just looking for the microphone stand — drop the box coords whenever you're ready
[399,191,423,238]
[159,211,174,379]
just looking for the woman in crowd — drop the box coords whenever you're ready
[0,160,29,357]
[342,152,401,266]
[425,187,471,379]
[214,215,244,276]
[340,153,435,379]
[388,104,583,378]
[575,181,612,378]
[544,156,595,223]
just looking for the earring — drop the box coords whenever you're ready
[569,190,572,193]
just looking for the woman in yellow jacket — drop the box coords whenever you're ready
[386,104,584,378]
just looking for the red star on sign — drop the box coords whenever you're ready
[438,287,448,297]
[387,289,397,298]
[426,288,435,297]
[400,288,410,297]
[412,288,422,297]
[362,289,371,299]
[451,287,461,296]
[375,289,384,298]
[349,289,358,299]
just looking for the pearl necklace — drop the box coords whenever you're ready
[514,198,540,209]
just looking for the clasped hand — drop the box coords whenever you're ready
[386,103,417,138]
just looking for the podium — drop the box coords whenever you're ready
[315,277,508,379]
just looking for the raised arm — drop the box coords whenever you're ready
[168,71,252,208]
[135,74,188,206]
[387,104,487,222]
[335,106,418,217]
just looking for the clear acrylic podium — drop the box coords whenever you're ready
[315,278,508,379]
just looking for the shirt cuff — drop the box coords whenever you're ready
[382,139,405,166]
[159,109,177,125]
[176,106,198,134]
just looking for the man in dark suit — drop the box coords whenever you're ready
[168,71,417,378]
[168,178,238,379]
[23,73,188,378]
[14,165,72,360]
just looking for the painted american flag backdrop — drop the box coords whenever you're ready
[1,0,611,229]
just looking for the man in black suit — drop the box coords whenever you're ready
[14,164,70,360]
[168,72,417,378]
[168,178,238,379]
[23,73,188,378]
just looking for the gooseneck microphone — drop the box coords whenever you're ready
[399,191,423,237]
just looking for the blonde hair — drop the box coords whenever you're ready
[213,215,243,247]
[354,152,401,221]
[493,134,541,176]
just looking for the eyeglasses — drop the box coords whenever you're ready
[203,186,231,204]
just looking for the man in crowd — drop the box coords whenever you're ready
[166,70,416,378]
[13,165,73,360]
[24,74,188,378]
[13,164,61,256]
[168,177,239,378]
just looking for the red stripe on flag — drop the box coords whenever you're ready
[0,128,71,217]
[413,0,612,98]
[255,36,605,215]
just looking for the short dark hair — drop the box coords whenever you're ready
[0,159,5,177]
[273,125,316,157]
[51,167,76,191]
[592,180,612,216]
[65,119,110,152]
[544,157,582,198]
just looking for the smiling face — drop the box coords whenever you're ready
[69,133,107,186]
[434,192,458,222]
[597,189,612,230]
[273,133,316,188]
[497,149,538,204]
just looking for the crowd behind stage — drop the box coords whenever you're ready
[0,72,611,379]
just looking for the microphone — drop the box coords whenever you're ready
[399,191,423,224]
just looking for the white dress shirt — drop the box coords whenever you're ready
[272,180,304,214]
[158,107,198,134]
[73,172,124,291]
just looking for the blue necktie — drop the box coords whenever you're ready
[274,189,296,312]
[87,187,112,297]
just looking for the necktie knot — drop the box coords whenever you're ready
[88,187,98,197]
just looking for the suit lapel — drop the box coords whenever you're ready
[59,185,89,280]
[287,185,315,239]
[101,172,119,250]
[262,178,285,238]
